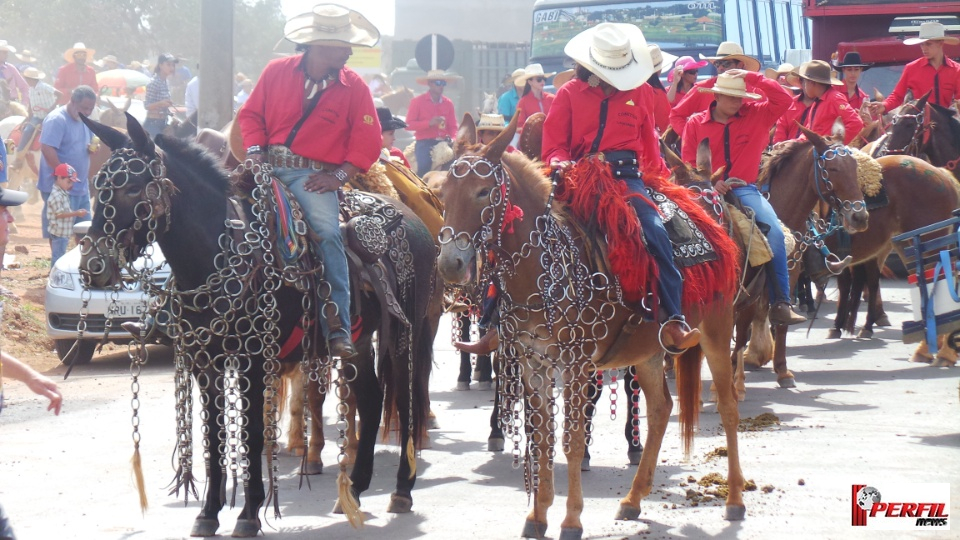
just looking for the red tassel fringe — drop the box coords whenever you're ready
[555,157,739,309]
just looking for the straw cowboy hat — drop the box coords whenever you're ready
[904,22,960,46]
[833,52,872,70]
[283,3,380,48]
[797,60,842,86]
[17,49,37,63]
[476,113,507,132]
[64,42,95,63]
[415,69,459,85]
[648,44,678,74]
[552,69,575,89]
[699,73,762,100]
[22,67,45,80]
[699,42,760,72]
[0,41,16,54]
[517,63,556,86]
[764,62,796,80]
[564,22,655,91]
[509,67,527,88]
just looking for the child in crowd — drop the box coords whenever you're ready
[45,163,87,267]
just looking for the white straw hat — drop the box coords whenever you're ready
[518,63,557,85]
[699,42,760,72]
[283,4,379,48]
[564,22,654,91]
[903,22,960,45]
[699,73,762,100]
[63,42,95,63]
[648,44,678,73]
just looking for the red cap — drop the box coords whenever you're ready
[54,163,79,182]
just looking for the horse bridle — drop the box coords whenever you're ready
[438,155,511,269]
[813,144,865,213]
[877,102,928,157]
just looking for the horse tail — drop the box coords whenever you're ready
[674,345,703,460]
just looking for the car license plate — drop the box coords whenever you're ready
[108,301,147,318]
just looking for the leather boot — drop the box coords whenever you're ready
[769,301,807,325]
[826,255,853,275]
[660,320,701,351]
[454,330,499,355]
[329,335,357,358]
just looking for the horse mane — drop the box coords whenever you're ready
[929,102,960,145]
[756,139,811,189]
[501,151,553,203]
[155,133,232,194]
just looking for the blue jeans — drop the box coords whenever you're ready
[414,139,441,177]
[731,184,790,303]
[272,167,350,339]
[622,175,684,319]
[50,235,69,267]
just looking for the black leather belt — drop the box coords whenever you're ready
[602,150,638,166]
[267,145,334,171]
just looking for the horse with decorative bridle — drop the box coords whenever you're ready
[437,112,745,540]
[77,112,438,537]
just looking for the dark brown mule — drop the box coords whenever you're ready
[437,114,744,539]
[879,91,960,181]
[669,127,868,388]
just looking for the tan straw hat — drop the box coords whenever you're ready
[518,63,557,86]
[415,69,460,85]
[564,22,655,91]
[699,42,760,72]
[648,44,678,73]
[477,113,507,132]
[509,67,527,88]
[64,42,95,63]
[22,67,44,80]
[283,4,379,48]
[699,73,762,100]
[552,69,575,89]
[0,41,16,54]
[797,60,842,86]
[764,62,795,80]
[904,22,960,46]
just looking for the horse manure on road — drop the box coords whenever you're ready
[704,446,728,460]
[738,412,781,432]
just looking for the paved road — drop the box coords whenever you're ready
[1,280,957,539]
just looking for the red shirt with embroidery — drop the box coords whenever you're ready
[516,90,556,132]
[54,63,99,105]
[681,73,792,184]
[542,79,666,177]
[773,94,810,144]
[883,56,960,110]
[237,55,381,171]
[798,87,864,145]
[405,92,458,140]
[669,76,767,135]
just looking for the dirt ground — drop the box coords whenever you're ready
[1,195,124,372]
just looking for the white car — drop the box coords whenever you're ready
[45,223,170,365]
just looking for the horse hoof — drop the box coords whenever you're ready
[615,503,641,521]
[455,381,470,391]
[190,517,219,537]
[627,450,642,466]
[857,328,873,339]
[876,315,891,327]
[580,457,591,471]
[387,493,413,513]
[724,504,747,521]
[427,415,440,430]
[488,437,505,452]
[910,353,933,364]
[932,357,957,368]
[303,461,323,475]
[477,381,493,391]
[521,519,548,539]
[231,518,261,538]
[332,499,343,514]
[826,329,842,340]
[559,526,583,540]
[777,377,796,389]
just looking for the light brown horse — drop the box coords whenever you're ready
[437,114,745,539]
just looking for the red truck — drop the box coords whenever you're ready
[803,2,960,96]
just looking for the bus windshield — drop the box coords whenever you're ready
[532,1,723,61]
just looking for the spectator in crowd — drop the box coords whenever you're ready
[235,78,253,110]
[46,163,87,267]
[497,67,525,121]
[144,53,178,138]
[0,156,27,289]
[0,41,29,106]
[54,43,99,105]
[515,63,555,132]
[406,70,458,176]
[16,68,61,155]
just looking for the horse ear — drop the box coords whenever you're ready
[872,87,884,102]
[455,113,477,155]
[915,89,932,111]
[696,138,712,173]
[126,111,156,156]
[79,112,129,151]
[661,139,684,170]
[483,111,518,162]
[796,123,829,152]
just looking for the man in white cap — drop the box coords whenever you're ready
[498,67,526,121]
[238,4,383,358]
[15,67,61,154]
[669,41,763,136]
[55,42,99,105]
[681,70,805,325]
[870,22,959,114]
[0,41,29,106]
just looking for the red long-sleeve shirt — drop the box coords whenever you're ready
[405,92,457,140]
[639,83,670,134]
[516,91,555,132]
[773,94,810,144]
[798,87,864,145]
[681,73,792,184]
[542,79,667,178]
[54,63,99,105]
[669,76,767,135]
[883,56,960,111]
[237,55,381,171]
[841,85,868,111]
